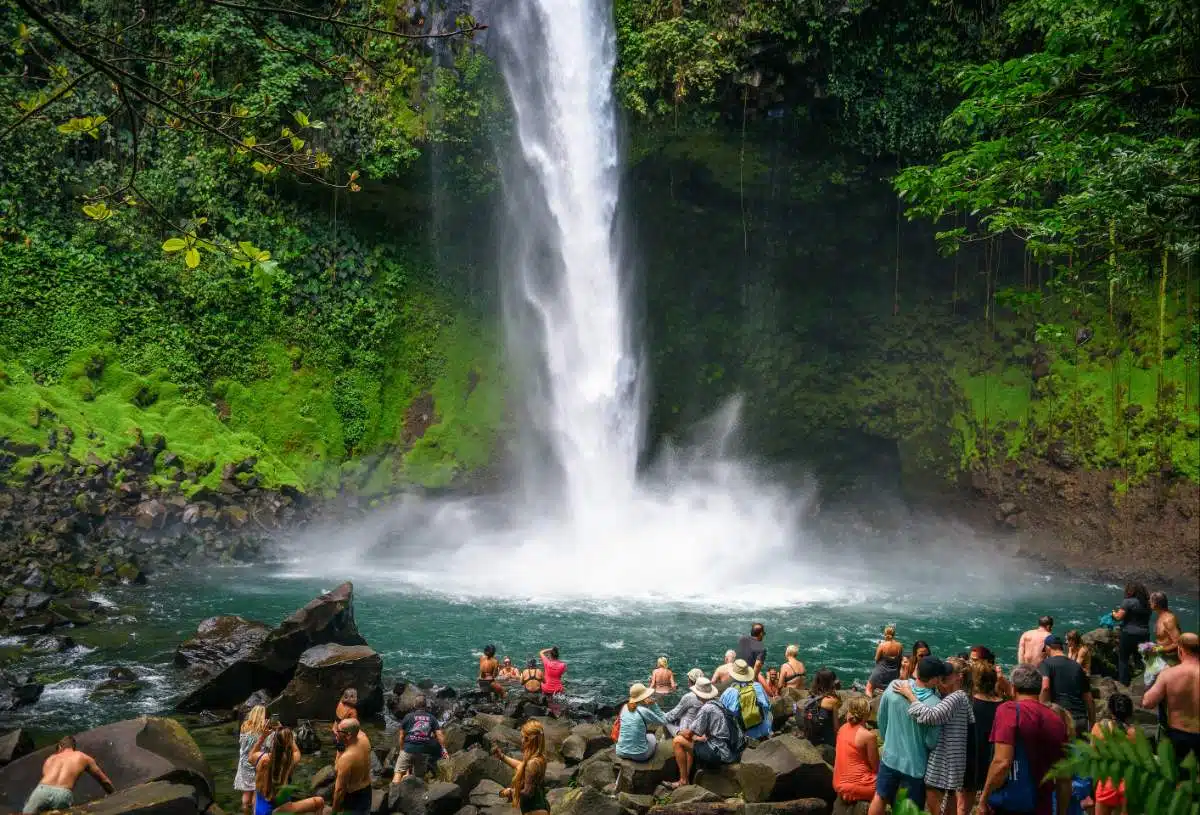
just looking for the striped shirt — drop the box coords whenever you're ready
[906,689,975,790]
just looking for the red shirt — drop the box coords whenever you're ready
[541,657,566,693]
[990,699,1068,815]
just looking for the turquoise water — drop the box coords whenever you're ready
[4,564,1196,733]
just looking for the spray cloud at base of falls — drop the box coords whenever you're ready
[280,0,1021,605]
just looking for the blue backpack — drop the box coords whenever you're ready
[987,702,1038,813]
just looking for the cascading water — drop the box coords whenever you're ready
[281,0,1014,606]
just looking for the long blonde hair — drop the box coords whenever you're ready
[656,656,669,669]
[241,704,268,735]
[510,720,546,808]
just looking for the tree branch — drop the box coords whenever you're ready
[0,69,96,142]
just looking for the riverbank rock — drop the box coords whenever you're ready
[0,728,34,766]
[740,734,834,803]
[437,746,511,794]
[552,787,624,815]
[267,643,383,724]
[67,780,204,815]
[177,582,366,713]
[0,717,213,812]
[1081,628,1118,678]
[0,670,44,711]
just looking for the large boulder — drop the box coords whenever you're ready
[437,747,512,794]
[177,582,366,712]
[266,643,382,725]
[0,671,44,712]
[747,802,828,815]
[0,717,213,812]
[550,787,624,815]
[740,734,833,803]
[0,728,35,766]
[694,762,777,803]
[614,740,680,794]
[574,748,619,792]
[562,723,610,765]
[67,781,203,815]
[174,617,270,678]
[648,804,745,815]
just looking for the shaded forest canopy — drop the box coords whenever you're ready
[0,0,1197,494]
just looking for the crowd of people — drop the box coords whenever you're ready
[15,585,1197,815]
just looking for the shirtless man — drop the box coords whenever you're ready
[1017,615,1054,668]
[711,650,737,687]
[498,657,520,681]
[1151,593,1182,664]
[1141,633,1200,764]
[332,719,372,815]
[478,644,507,699]
[22,736,115,814]
[332,688,358,749]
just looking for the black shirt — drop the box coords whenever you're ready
[736,636,766,671]
[400,711,439,752]
[1119,597,1151,636]
[1039,654,1090,721]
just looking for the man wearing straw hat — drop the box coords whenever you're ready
[668,677,739,788]
[719,659,773,741]
[665,668,708,735]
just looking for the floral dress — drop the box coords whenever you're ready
[234,731,272,792]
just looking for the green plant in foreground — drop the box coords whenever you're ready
[1054,728,1199,814]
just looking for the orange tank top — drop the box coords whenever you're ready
[833,723,877,792]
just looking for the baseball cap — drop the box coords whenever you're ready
[1043,634,1064,649]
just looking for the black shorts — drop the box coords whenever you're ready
[1167,727,1200,765]
[692,741,731,766]
[341,785,372,815]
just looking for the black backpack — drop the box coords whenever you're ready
[800,695,834,745]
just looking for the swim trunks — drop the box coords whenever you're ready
[22,785,73,815]
[339,785,372,815]
[1166,726,1200,764]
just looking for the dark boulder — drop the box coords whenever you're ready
[437,747,511,794]
[0,717,213,812]
[740,734,833,803]
[0,728,35,766]
[1082,628,1118,679]
[267,643,382,725]
[747,802,828,815]
[175,617,270,678]
[177,582,365,713]
[551,787,624,815]
[0,671,44,712]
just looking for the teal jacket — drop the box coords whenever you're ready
[878,679,942,778]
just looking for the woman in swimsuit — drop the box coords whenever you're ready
[478,644,507,699]
[1066,630,1092,674]
[650,657,677,696]
[866,626,904,696]
[898,640,930,681]
[520,660,543,694]
[779,644,807,692]
[494,720,549,815]
[251,728,324,815]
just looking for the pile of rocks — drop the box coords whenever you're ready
[174,581,383,723]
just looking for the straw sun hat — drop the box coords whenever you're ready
[628,682,655,704]
[729,658,755,683]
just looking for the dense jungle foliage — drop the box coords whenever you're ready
[0,0,1197,495]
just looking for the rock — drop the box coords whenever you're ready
[237,689,274,717]
[0,728,35,766]
[372,788,387,815]
[177,582,365,712]
[467,780,507,809]
[544,761,571,789]
[390,775,428,815]
[668,785,721,805]
[740,734,833,802]
[267,643,383,724]
[309,764,335,796]
[617,793,655,815]
[574,748,618,792]
[561,735,588,766]
[615,740,679,794]
[294,720,321,754]
[830,799,868,815]
[438,747,512,794]
[175,616,271,677]
[68,780,203,815]
[442,722,484,755]
[425,781,466,815]
[90,679,146,698]
[694,762,777,803]
[747,801,828,815]
[1082,628,1118,678]
[648,803,744,815]
[0,717,214,812]
[133,499,169,529]
[0,671,44,711]
[550,786,624,815]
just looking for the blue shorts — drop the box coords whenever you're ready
[876,761,926,807]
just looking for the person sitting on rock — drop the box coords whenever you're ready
[719,659,773,741]
[21,735,114,815]
[833,696,879,806]
[251,727,324,815]
[331,688,358,750]
[332,719,372,815]
[479,644,507,699]
[392,695,450,782]
[499,656,521,681]
[665,668,707,734]
[866,627,902,696]
[650,656,677,697]
[493,720,549,815]
[520,660,544,694]
[779,643,808,693]
[667,677,738,788]
[711,650,737,688]
[615,683,669,762]
[799,667,842,748]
